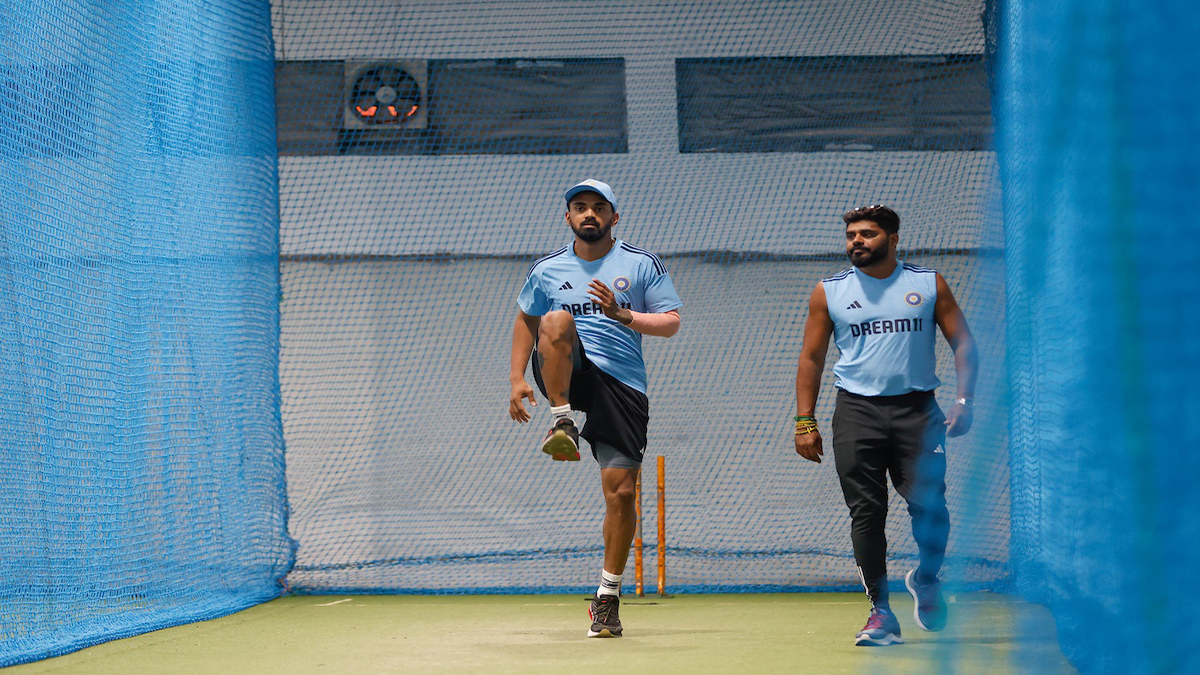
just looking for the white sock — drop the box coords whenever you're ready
[550,404,572,422]
[597,569,622,597]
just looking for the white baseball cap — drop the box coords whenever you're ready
[564,179,617,212]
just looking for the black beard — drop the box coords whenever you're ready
[574,223,610,243]
[849,244,887,268]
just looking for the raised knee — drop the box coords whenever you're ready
[538,310,576,343]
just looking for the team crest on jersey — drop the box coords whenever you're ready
[613,276,631,292]
[904,291,924,306]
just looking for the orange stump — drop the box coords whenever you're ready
[657,455,666,597]
[634,469,644,597]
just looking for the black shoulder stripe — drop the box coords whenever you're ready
[822,268,853,283]
[902,263,937,274]
[620,243,665,275]
[621,242,664,267]
[527,245,570,277]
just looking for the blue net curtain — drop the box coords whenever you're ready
[0,0,291,666]
[997,0,1200,672]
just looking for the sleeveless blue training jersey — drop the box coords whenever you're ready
[822,263,941,397]
[518,239,683,394]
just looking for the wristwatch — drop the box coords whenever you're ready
[955,397,975,409]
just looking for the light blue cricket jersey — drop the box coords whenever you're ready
[518,239,683,393]
[823,262,941,397]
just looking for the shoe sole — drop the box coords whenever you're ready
[905,570,946,632]
[587,627,622,638]
[541,430,580,461]
[855,632,903,646]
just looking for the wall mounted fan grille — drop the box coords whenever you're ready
[343,61,428,130]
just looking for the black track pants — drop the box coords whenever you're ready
[832,388,949,607]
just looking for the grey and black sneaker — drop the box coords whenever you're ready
[587,594,623,638]
[905,568,948,631]
[541,417,580,461]
[855,606,903,646]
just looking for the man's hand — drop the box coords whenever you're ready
[588,279,631,325]
[945,403,973,437]
[510,379,537,422]
[795,429,824,463]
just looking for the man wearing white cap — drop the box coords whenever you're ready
[508,179,683,638]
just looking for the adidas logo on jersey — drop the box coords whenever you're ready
[847,300,862,309]
[560,281,573,290]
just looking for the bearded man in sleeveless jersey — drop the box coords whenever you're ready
[793,205,979,647]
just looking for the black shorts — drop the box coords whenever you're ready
[532,336,649,463]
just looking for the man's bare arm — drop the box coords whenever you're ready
[795,282,834,462]
[587,279,681,337]
[509,311,541,422]
[934,273,978,437]
[625,308,681,337]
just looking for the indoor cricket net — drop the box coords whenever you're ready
[272,0,1010,595]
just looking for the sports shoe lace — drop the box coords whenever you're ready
[592,596,618,624]
[863,608,889,631]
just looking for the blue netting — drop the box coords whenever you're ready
[0,0,291,666]
[19,0,1197,670]
[997,0,1200,672]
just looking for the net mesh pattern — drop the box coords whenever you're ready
[8,1,1194,670]
[997,0,1200,671]
[0,0,291,666]
[271,0,1010,598]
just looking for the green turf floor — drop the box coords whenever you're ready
[7,593,1075,674]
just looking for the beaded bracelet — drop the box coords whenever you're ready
[794,415,818,435]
